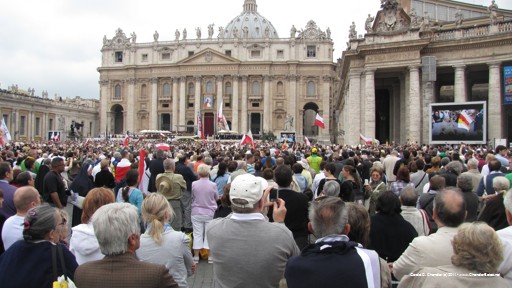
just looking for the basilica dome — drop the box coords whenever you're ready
[224,0,279,39]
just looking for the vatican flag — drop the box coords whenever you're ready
[0,119,12,148]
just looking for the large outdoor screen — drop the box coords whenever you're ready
[429,101,486,144]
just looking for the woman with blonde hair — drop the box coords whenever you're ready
[137,193,194,288]
[69,187,115,264]
[398,222,507,287]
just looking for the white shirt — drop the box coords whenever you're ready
[1,215,24,250]
[497,226,512,286]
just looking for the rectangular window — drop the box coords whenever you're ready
[277,50,284,58]
[2,114,8,126]
[161,53,171,60]
[20,116,26,135]
[188,103,194,108]
[251,50,261,58]
[251,102,260,108]
[115,51,123,62]
[142,54,148,62]
[188,51,194,57]
[307,46,316,57]
[35,117,40,136]
[162,104,169,108]
[225,102,231,108]
[225,50,231,57]
[49,118,53,130]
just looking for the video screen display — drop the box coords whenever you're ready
[280,132,296,143]
[430,101,486,144]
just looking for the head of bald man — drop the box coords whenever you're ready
[14,186,41,215]
[433,187,466,228]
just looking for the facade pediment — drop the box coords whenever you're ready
[178,48,241,65]
[373,3,411,34]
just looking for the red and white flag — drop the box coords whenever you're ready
[54,132,60,142]
[457,110,474,131]
[304,136,311,147]
[197,112,204,139]
[159,133,166,139]
[115,158,131,183]
[138,149,149,194]
[240,130,254,148]
[50,131,56,142]
[218,99,223,123]
[123,134,130,147]
[314,113,325,129]
[360,134,373,145]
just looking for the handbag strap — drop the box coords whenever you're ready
[57,244,68,281]
[415,172,427,189]
[52,244,58,281]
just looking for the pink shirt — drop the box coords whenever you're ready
[191,177,218,216]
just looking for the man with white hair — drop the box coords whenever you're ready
[497,187,512,285]
[206,174,299,288]
[460,158,483,194]
[74,203,178,287]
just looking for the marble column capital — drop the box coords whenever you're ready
[408,65,420,72]
[488,61,501,69]
[364,68,376,75]
[452,64,466,70]
[179,76,186,82]
[194,76,202,82]
[216,75,224,82]
[150,77,159,84]
[126,78,136,85]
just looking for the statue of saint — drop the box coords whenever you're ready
[233,27,239,39]
[284,114,294,130]
[410,8,419,27]
[103,35,107,45]
[183,28,187,40]
[131,32,136,43]
[153,30,159,41]
[290,25,297,38]
[196,27,201,39]
[242,26,249,38]
[264,26,270,38]
[488,0,498,25]
[175,29,180,41]
[365,14,374,32]
[208,24,214,39]
[454,8,464,28]
[218,26,225,39]
[326,27,331,39]
[349,22,357,40]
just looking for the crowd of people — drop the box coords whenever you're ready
[0,138,511,287]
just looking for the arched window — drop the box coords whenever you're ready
[206,81,214,93]
[163,83,171,97]
[307,81,316,97]
[114,84,121,99]
[225,82,232,95]
[140,84,147,99]
[277,81,284,95]
[252,81,260,96]
[188,82,195,96]
[187,120,194,134]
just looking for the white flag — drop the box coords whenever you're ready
[0,119,12,148]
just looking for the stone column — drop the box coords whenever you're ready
[322,75,331,142]
[263,75,271,132]
[241,76,248,133]
[288,75,298,133]
[347,70,362,145]
[364,69,376,139]
[194,76,201,126]
[150,78,158,130]
[99,80,109,135]
[232,75,239,133]
[408,66,421,144]
[454,64,467,103]
[422,81,435,144]
[179,77,186,132]
[488,62,502,141]
[172,78,179,131]
[126,78,136,133]
[216,75,223,131]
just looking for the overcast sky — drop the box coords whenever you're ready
[0,0,510,100]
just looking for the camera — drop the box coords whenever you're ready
[269,188,279,202]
